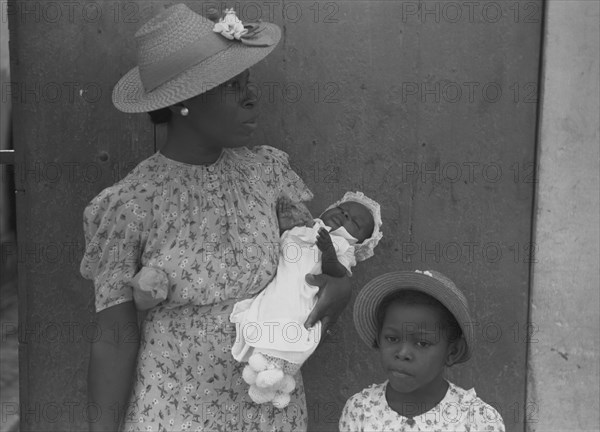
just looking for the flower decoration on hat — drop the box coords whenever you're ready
[212,9,277,47]
[213,9,248,40]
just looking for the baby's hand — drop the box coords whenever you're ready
[316,228,335,253]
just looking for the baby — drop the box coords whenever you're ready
[230,191,383,408]
[340,270,505,431]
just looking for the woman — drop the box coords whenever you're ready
[81,4,352,431]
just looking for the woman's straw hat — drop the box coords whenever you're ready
[112,3,281,113]
[353,270,474,363]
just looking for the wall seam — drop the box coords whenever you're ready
[524,1,549,431]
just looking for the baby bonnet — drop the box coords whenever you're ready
[323,191,382,262]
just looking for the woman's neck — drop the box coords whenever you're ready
[385,375,449,419]
[160,118,223,166]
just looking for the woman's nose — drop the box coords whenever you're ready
[395,343,413,361]
[241,84,257,109]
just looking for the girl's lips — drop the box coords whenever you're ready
[391,370,413,378]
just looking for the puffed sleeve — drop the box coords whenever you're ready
[339,394,363,432]
[255,145,314,230]
[470,400,506,432]
[80,185,149,313]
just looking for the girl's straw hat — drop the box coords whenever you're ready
[353,270,474,363]
[112,3,281,113]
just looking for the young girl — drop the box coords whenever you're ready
[229,191,383,408]
[81,5,352,432]
[340,270,505,431]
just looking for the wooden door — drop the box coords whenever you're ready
[9,1,542,431]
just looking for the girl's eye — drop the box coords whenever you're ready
[225,80,239,89]
[385,336,399,343]
[416,341,431,348]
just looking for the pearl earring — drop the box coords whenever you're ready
[180,107,189,116]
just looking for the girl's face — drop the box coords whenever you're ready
[378,302,456,397]
[320,202,374,243]
[182,69,258,148]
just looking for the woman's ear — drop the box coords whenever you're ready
[445,337,467,367]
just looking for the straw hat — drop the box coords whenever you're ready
[353,270,474,363]
[112,4,281,113]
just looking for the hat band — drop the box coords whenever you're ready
[139,34,231,93]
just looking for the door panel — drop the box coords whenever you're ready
[9,1,541,431]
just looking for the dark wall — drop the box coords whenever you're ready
[9,1,542,431]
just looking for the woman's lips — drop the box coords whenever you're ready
[241,115,258,129]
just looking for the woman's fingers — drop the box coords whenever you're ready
[303,273,352,329]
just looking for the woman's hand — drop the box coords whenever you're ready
[276,197,314,233]
[303,273,352,337]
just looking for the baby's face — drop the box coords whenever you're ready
[320,202,374,243]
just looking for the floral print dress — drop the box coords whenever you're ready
[80,146,313,432]
[339,381,505,432]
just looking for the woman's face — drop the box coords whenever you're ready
[182,69,258,148]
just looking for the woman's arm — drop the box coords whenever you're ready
[88,302,140,432]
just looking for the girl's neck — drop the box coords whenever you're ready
[385,375,449,419]
[160,119,223,166]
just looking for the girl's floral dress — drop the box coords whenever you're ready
[80,146,313,432]
[339,381,505,432]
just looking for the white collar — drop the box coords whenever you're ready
[373,380,478,429]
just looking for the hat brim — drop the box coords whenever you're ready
[353,271,473,362]
[112,23,281,113]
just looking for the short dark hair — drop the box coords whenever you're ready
[373,289,462,348]
[147,107,172,124]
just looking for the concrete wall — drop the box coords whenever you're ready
[528,1,600,431]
